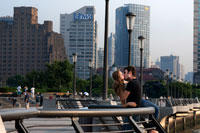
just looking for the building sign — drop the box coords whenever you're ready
[74,13,93,20]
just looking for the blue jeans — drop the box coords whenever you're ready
[141,99,159,119]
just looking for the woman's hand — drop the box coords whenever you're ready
[127,102,137,107]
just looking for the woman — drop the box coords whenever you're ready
[112,70,159,133]
[112,70,159,119]
[112,70,137,108]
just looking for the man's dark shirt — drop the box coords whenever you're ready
[125,79,141,107]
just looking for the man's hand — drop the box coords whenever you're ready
[127,102,137,107]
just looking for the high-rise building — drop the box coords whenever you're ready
[108,33,115,67]
[0,7,66,86]
[185,72,193,83]
[115,4,150,67]
[97,48,104,68]
[60,6,98,79]
[179,64,185,80]
[160,55,180,78]
[194,0,200,84]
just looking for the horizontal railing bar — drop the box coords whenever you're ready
[85,129,136,133]
[7,129,18,133]
[26,124,72,128]
[144,127,157,131]
[80,122,129,127]
[0,107,155,122]
[136,120,152,124]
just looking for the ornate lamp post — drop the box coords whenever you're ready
[126,12,136,66]
[177,76,179,98]
[89,59,93,99]
[173,75,176,98]
[170,72,173,97]
[181,78,184,97]
[138,36,145,97]
[72,53,77,97]
[166,69,169,98]
[103,0,109,100]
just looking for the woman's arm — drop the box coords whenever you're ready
[119,95,137,107]
[120,90,130,101]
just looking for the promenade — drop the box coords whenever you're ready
[5,117,75,133]
[1,97,200,133]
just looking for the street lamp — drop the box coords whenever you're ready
[177,76,179,98]
[166,69,169,98]
[126,12,136,66]
[181,78,184,97]
[173,75,176,98]
[169,72,173,97]
[103,0,110,100]
[89,59,93,99]
[72,53,77,98]
[138,35,145,98]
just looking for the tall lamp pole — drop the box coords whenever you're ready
[170,72,173,97]
[126,12,136,66]
[177,77,179,98]
[138,36,145,98]
[173,75,176,98]
[72,53,77,98]
[166,69,169,98]
[181,78,184,98]
[89,59,93,99]
[103,0,109,100]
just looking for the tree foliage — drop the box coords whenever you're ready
[46,60,73,89]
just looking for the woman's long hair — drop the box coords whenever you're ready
[112,70,125,97]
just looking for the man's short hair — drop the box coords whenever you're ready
[124,66,136,77]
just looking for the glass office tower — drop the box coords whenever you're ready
[115,4,150,68]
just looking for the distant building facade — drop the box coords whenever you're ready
[97,48,104,68]
[0,7,66,86]
[194,0,200,84]
[108,33,115,67]
[179,64,185,80]
[185,72,193,83]
[60,6,98,79]
[115,4,150,67]
[160,55,180,79]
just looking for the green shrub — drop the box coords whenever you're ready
[0,87,16,92]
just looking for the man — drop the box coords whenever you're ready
[122,66,159,133]
[31,87,35,98]
[17,86,21,97]
[121,66,141,108]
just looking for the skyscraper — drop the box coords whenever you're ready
[108,33,115,67]
[97,48,104,68]
[194,0,200,84]
[115,4,150,67]
[0,7,66,86]
[160,55,180,78]
[60,6,98,79]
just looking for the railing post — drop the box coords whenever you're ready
[166,116,170,133]
[182,117,186,130]
[15,119,29,133]
[193,111,196,126]
[173,115,176,133]
[72,117,84,133]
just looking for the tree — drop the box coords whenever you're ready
[76,78,89,93]
[46,60,73,89]
[144,80,167,98]
[7,75,25,87]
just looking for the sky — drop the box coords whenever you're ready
[0,0,193,73]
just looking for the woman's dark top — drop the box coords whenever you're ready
[125,79,141,107]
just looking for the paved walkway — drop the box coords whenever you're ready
[5,117,75,133]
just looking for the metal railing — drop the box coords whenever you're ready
[0,106,165,133]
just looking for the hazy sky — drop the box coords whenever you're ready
[0,0,193,73]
